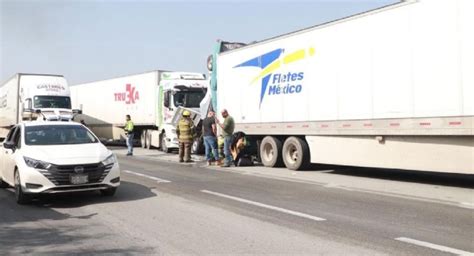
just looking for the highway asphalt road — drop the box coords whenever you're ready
[0,148,473,255]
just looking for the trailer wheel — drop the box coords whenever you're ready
[146,131,152,149]
[282,137,310,170]
[140,131,147,148]
[259,136,284,167]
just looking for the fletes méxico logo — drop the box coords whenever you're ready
[114,84,139,104]
[233,47,314,107]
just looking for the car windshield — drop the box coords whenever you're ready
[34,96,71,109]
[173,90,206,108]
[25,125,98,145]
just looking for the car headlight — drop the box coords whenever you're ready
[24,157,52,170]
[102,154,116,167]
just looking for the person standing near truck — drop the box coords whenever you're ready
[202,111,219,166]
[217,109,235,167]
[176,110,195,163]
[124,114,134,156]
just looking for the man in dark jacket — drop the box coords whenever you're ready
[202,111,219,165]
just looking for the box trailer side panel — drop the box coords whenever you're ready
[0,76,19,129]
[213,0,473,173]
[460,0,474,116]
[216,0,473,128]
[71,71,159,126]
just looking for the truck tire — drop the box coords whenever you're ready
[140,131,147,148]
[259,136,284,167]
[160,132,171,153]
[191,137,204,155]
[282,136,310,170]
[146,132,152,149]
[14,169,31,205]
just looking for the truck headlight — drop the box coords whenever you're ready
[24,157,52,170]
[102,154,116,167]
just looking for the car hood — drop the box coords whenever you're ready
[22,143,111,165]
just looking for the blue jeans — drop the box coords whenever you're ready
[204,136,219,161]
[223,135,233,165]
[126,133,134,154]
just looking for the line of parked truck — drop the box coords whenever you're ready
[1,0,473,204]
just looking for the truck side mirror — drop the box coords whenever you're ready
[164,91,170,108]
[73,109,82,114]
[23,98,33,113]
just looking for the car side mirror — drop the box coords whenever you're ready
[3,142,15,150]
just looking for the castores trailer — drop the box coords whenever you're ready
[208,0,473,174]
[0,73,74,139]
[71,71,207,152]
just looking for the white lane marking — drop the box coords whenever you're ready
[201,190,326,221]
[395,237,474,256]
[123,170,171,183]
[460,202,474,209]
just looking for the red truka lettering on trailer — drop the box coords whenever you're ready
[114,84,140,104]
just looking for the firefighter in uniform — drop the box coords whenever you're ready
[176,110,195,163]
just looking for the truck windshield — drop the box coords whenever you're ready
[173,91,206,108]
[34,96,71,109]
[25,125,98,145]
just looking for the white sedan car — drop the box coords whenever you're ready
[0,122,120,204]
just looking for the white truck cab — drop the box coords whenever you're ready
[145,72,207,152]
[1,74,76,139]
[22,75,74,121]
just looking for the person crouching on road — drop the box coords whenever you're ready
[176,110,195,163]
[216,109,235,167]
[124,114,134,156]
[202,111,219,166]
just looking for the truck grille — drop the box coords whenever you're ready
[39,163,111,186]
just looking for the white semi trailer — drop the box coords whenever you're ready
[0,73,74,139]
[208,0,473,174]
[71,71,207,152]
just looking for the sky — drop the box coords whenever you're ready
[0,0,397,85]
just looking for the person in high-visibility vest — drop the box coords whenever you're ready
[124,114,134,156]
[176,110,195,162]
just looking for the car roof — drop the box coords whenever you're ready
[21,121,82,127]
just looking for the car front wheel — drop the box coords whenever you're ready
[14,170,31,205]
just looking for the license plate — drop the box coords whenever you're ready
[70,174,88,185]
